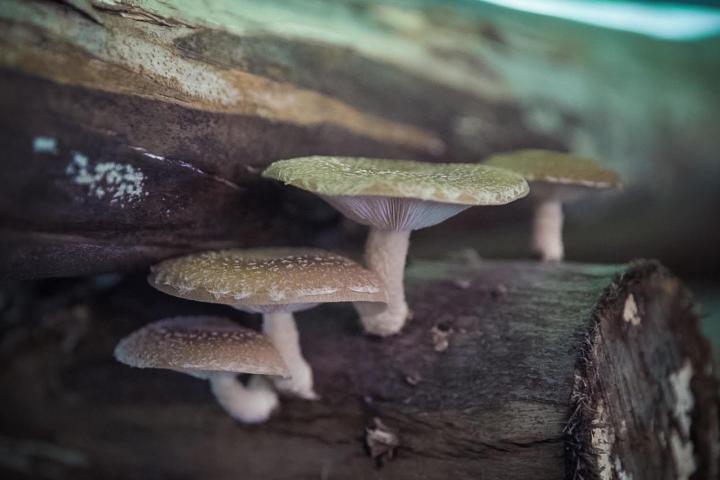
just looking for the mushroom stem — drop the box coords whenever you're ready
[356,228,411,336]
[532,199,564,262]
[262,311,318,400]
[208,373,279,424]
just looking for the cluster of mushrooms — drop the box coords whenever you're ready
[115,150,622,423]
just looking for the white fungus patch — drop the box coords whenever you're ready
[670,431,697,480]
[623,294,641,326]
[65,152,146,206]
[613,456,633,480]
[618,419,628,437]
[591,401,614,480]
[669,360,695,436]
[33,136,58,154]
[666,361,696,480]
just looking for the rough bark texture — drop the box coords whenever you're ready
[0,0,553,278]
[0,259,716,479]
[3,0,719,279]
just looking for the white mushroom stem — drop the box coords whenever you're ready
[532,199,564,262]
[208,373,279,424]
[262,311,318,400]
[356,228,411,336]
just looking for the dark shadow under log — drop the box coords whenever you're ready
[0,260,717,479]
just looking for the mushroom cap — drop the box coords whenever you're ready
[262,156,529,206]
[114,316,289,377]
[484,149,622,190]
[148,248,387,311]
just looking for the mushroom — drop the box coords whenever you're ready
[114,316,288,424]
[484,149,622,261]
[262,156,528,336]
[148,248,386,399]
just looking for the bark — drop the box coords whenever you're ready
[2,0,719,279]
[0,259,716,479]
[0,0,561,279]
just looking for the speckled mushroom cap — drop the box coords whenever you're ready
[114,316,289,378]
[148,248,387,313]
[262,156,528,205]
[263,157,528,230]
[484,150,622,201]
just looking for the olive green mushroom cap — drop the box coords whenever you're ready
[148,248,387,312]
[484,150,622,189]
[262,156,529,206]
[114,316,289,377]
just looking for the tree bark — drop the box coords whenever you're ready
[2,0,719,279]
[0,259,716,479]
[0,0,562,279]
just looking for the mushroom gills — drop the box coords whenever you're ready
[323,195,469,231]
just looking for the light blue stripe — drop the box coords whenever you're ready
[477,0,720,40]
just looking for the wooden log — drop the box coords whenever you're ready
[0,259,716,479]
[0,0,561,278]
[2,1,720,279]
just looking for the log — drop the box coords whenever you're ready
[0,259,716,479]
[0,0,553,278]
[3,0,719,279]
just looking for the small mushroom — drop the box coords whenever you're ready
[114,316,288,424]
[485,150,622,262]
[148,248,386,399]
[263,156,528,336]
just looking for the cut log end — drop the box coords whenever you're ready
[0,260,716,479]
[566,260,718,480]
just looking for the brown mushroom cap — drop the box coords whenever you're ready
[263,157,528,230]
[114,316,289,377]
[484,150,622,189]
[148,248,387,312]
[484,150,622,203]
[262,156,528,206]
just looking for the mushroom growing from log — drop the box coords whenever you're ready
[114,316,288,424]
[148,248,386,399]
[485,149,622,262]
[262,156,528,336]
